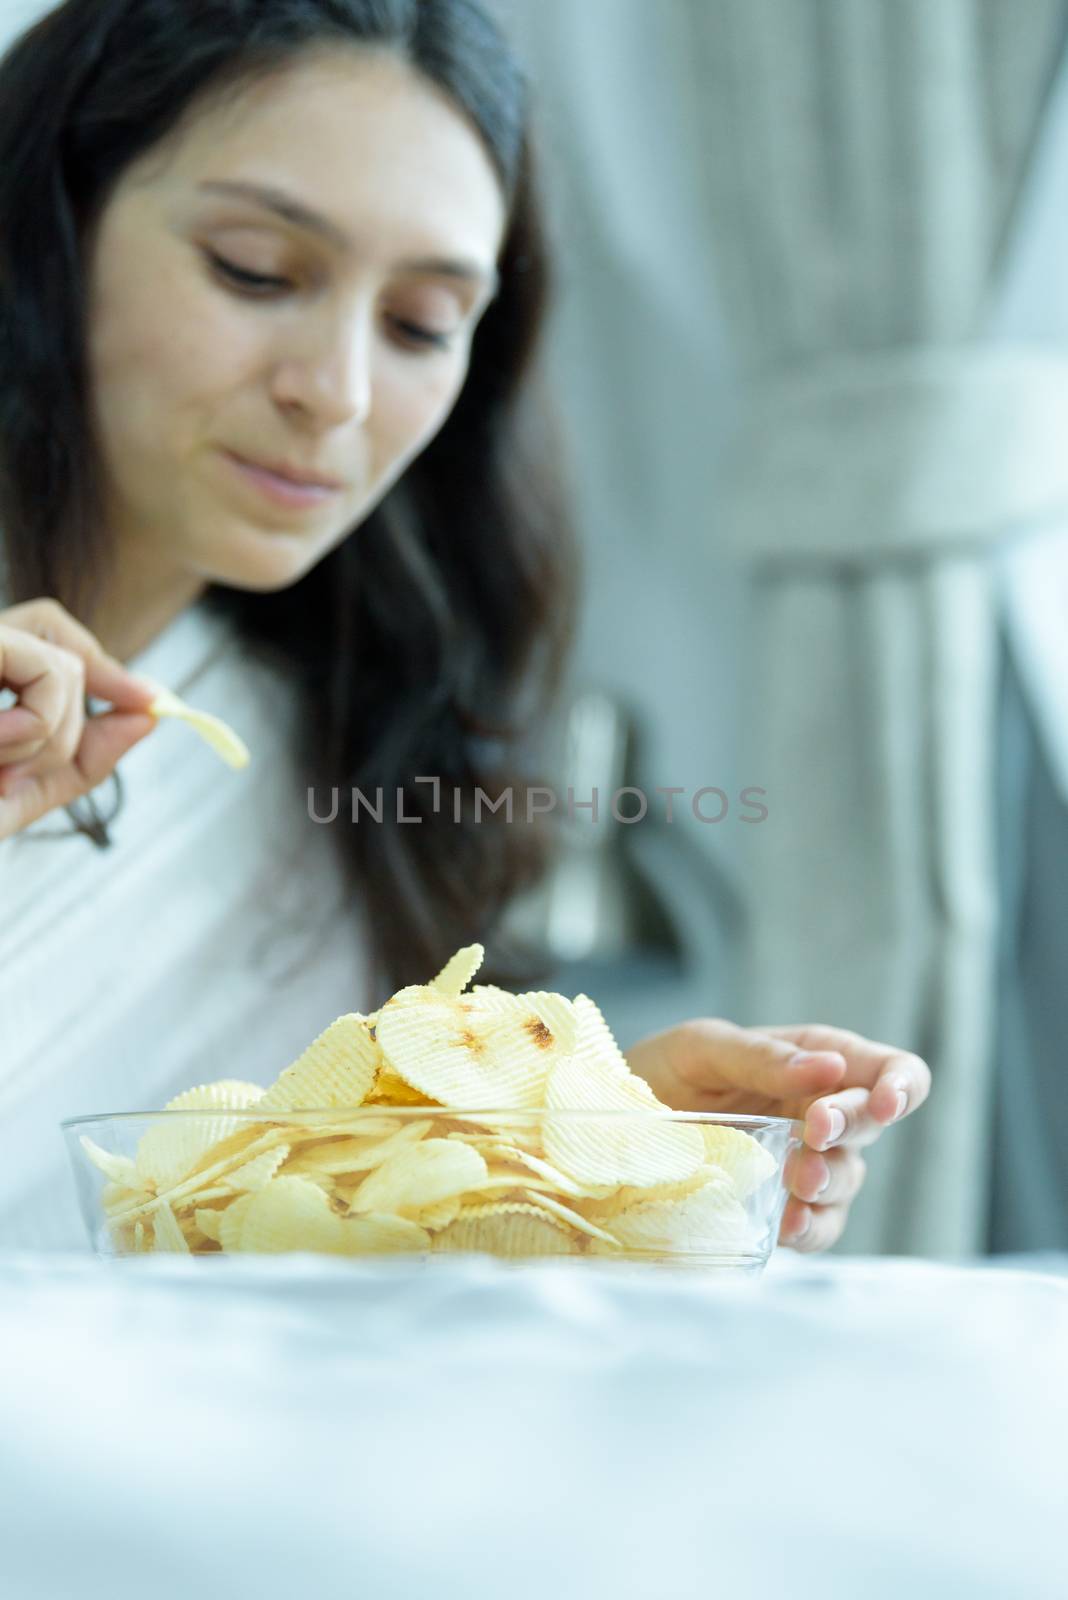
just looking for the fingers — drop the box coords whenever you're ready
[803,1058,929,1152]
[1,598,155,709]
[785,1143,867,1206]
[85,651,157,710]
[673,1017,849,1102]
[758,1022,930,1107]
[0,710,156,832]
[32,666,86,775]
[0,601,162,839]
[0,705,47,769]
[0,629,84,765]
[867,1050,932,1125]
[76,710,157,790]
[802,1086,882,1151]
[780,1197,851,1253]
[780,1150,867,1252]
[777,1046,924,1253]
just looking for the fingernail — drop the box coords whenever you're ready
[789,1050,843,1067]
[815,1160,831,1196]
[893,1090,908,1120]
[790,1211,811,1242]
[825,1108,846,1144]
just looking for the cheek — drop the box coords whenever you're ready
[88,269,251,458]
[372,356,468,474]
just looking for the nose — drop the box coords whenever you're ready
[270,305,374,428]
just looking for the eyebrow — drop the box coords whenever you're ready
[197,179,500,294]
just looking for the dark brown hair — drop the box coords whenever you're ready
[0,0,578,998]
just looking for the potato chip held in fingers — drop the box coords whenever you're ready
[147,685,250,770]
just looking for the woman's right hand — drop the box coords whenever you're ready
[0,599,158,840]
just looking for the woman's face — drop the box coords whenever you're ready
[85,48,506,594]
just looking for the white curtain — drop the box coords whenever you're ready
[502,0,1068,1255]
[702,0,1068,1257]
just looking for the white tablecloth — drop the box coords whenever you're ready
[1,1249,1065,1599]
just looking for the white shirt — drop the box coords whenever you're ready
[0,600,371,1249]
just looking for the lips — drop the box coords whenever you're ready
[227,452,344,491]
[221,450,345,512]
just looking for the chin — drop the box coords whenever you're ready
[205,525,352,593]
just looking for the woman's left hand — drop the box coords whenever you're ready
[624,1018,931,1252]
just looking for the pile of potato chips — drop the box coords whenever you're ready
[82,946,778,1262]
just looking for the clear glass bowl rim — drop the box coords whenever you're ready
[62,1107,803,1133]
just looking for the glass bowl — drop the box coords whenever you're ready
[62,1107,802,1274]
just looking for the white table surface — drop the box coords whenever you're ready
[1,1248,1065,1600]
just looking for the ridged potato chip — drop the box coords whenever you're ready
[440,1114,543,1149]
[517,992,579,1055]
[111,1127,291,1224]
[148,685,251,770]
[79,1138,140,1189]
[480,1141,616,1201]
[459,1175,557,1200]
[134,1119,244,1195]
[521,1190,621,1247]
[336,1214,431,1253]
[430,943,484,998]
[282,1119,433,1179]
[218,1194,256,1252]
[350,1137,489,1216]
[580,1169,710,1221]
[543,1052,704,1188]
[101,1179,142,1214]
[280,1136,388,1178]
[457,987,578,1059]
[468,983,523,1013]
[232,1175,342,1253]
[258,1015,378,1112]
[134,1080,267,1192]
[570,994,633,1080]
[194,1207,225,1243]
[409,1195,463,1231]
[433,1201,578,1258]
[375,992,566,1109]
[594,1174,754,1255]
[366,1071,437,1107]
[180,1121,274,1178]
[151,1200,190,1254]
[164,1081,266,1112]
[222,1145,290,1192]
[285,1116,406,1143]
[700,1125,778,1198]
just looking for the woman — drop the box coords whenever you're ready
[0,0,928,1250]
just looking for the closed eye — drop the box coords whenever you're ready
[206,250,290,294]
[389,319,454,351]
[204,250,456,351]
